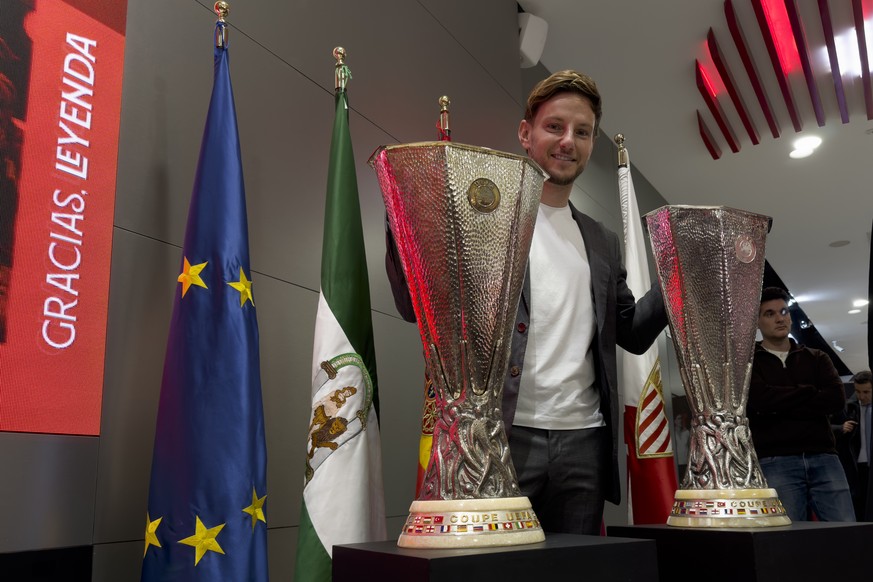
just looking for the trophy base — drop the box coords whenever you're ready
[667,488,791,527]
[397,496,545,548]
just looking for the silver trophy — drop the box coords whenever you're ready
[371,142,546,547]
[645,205,790,527]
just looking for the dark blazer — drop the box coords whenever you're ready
[833,399,862,468]
[833,397,873,519]
[385,202,668,505]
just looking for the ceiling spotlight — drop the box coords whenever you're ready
[832,340,845,352]
[853,299,870,307]
[800,320,812,329]
[793,136,822,150]
[849,309,861,314]
[789,148,814,159]
[789,135,822,159]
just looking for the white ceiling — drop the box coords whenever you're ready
[518,0,873,375]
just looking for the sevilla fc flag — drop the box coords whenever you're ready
[617,144,677,524]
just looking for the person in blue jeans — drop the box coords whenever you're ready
[748,286,855,521]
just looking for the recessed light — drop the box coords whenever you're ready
[853,299,870,307]
[849,309,861,314]
[789,148,814,159]
[793,136,822,150]
[829,240,850,247]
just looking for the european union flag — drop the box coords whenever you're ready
[141,19,268,582]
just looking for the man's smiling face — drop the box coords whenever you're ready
[518,92,596,188]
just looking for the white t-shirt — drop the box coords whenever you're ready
[514,204,604,430]
[763,347,789,367]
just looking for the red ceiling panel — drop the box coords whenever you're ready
[708,28,761,144]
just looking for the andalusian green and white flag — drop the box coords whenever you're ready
[294,59,386,581]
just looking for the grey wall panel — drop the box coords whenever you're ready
[93,229,178,543]
[385,515,407,543]
[229,0,524,153]
[372,312,425,520]
[113,0,214,247]
[566,140,621,230]
[254,274,319,529]
[418,0,523,103]
[0,433,97,552]
[267,526,297,581]
[92,540,141,582]
[230,39,331,294]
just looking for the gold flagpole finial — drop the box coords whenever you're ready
[438,96,451,141]
[615,133,628,168]
[214,2,229,48]
[333,47,350,91]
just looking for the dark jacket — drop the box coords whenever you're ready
[386,202,668,504]
[832,397,863,498]
[747,339,846,458]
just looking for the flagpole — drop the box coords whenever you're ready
[615,132,628,168]
[214,1,229,48]
[437,95,451,141]
[615,133,678,525]
[334,46,348,91]
[413,95,452,496]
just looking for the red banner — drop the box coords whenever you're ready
[0,1,127,435]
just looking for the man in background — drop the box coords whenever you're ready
[833,370,873,520]
[748,286,854,521]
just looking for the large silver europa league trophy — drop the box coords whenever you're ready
[371,141,546,548]
[645,206,790,527]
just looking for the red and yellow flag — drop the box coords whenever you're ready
[618,143,678,524]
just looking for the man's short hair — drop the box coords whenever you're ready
[853,370,873,385]
[524,70,602,135]
[760,286,790,305]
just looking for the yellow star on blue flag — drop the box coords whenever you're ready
[228,267,254,306]
[178,258,208,298]
[179,516,226,566]
[242,488,267,530]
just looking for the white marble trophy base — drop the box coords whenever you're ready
[397,496,545,548]
[667,487,792,527]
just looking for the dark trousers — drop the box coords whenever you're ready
[509,425,609,535]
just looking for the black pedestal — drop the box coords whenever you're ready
[0,546,92,581]
[610,522,873,582]
[334,533,658,582]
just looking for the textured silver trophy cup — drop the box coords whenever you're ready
[645,206,790,527]
[371,142,546,547]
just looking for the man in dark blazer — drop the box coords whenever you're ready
[386,70,667,535]
[834,371,873,520]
